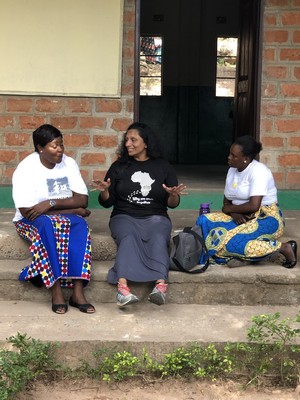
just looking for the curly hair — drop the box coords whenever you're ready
[117,122,164,162]
[234,135,262,161]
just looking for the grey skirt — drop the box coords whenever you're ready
[108,214,172,284]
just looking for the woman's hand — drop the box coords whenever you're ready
[21,201,52,220]
[73,208,91,217]
[162,183,187,208]
[90,178,111,192]
[162,183,187,196]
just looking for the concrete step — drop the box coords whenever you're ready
[0,300,299,367]
[2,258,300,306]
[1,209,299,261]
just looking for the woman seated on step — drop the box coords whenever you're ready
[91,122,186,307]
[12,124,95,314]
[196,135,297,269]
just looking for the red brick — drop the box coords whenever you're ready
[262,83,277,97]
[19,116,45,129]
[5,133,31,146]
[293,0,300,5]
[278,154,300,167]
[63,133,90,147]
[36,99,63,113]
[265,0,289,5]
[121,82,134,96]
[272,172,284,186]
[66,99,92,114]
[263,48,276,61]
[287,171,300,184]
[282,12,300,25]
[111,118,132,132]
[289,136,300,148]
[261,136,284,147]
[92,170,107,181]
[264,66,287,79]
[0,150,17,163]
[96,99,122,113]
[293,67,300,79]
[0,98,5,112]
[93,135,118,148]
[264,30,289,43]
[123,10,135,25]
[264,14,277,26]
[290,103,300,115]
[276,119,300,132]
[126,99,134,113]
[79,169,89,183]
[79,117,106,129]
[0,116,14,128]
[124,28,135,44]
[19,150,33,161]
[50,117,78,130]
[293,31,300,43]
[7,98,33,112]
[281,84,300,97]
[81,153,106,165]
[260,119,274,132]
[280,48,300,61]
[3,167,15,180]
[262,103,286,116]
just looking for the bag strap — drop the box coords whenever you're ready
[171,226,209,274]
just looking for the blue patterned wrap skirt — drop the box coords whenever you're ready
[15,214,92,288]
[196,203,285,265]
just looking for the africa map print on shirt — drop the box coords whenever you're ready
[127,171,154,204]
[47,177,72,198]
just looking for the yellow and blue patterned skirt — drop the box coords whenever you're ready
[196,203,285,265]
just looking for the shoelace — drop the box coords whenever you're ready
[117,283,131,296]
[155,283,167,293]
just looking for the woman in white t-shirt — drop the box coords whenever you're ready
[12,124,95,314]
[196,135,297,268]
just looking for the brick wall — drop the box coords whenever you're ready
[1,0,300,190]
[0,0,135,186]
[261,0,300,189]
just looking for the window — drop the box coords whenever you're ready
[216,37,238,97]
[140,36,162,96]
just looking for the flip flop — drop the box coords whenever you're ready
[69,297,95,313]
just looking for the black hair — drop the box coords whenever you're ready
[32,124,63,152]
[117,122,164,162]
[234,135,262,161]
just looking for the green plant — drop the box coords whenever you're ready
[0,332,58,400]
[228,312,300,387]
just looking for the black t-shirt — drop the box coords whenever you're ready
[98,158,179,217]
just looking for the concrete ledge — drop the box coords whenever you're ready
[0,301,299,367]
[1,259,299,306]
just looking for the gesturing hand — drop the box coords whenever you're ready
[162,183,188,196]
[90,178,111,192]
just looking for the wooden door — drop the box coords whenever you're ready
[234,0,264,141]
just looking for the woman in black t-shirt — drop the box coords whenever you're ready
[92,122,186,307]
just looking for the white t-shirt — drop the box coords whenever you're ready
[224,159,277,206]
[12,152,88,221]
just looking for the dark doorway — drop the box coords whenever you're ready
[135,0,263,166]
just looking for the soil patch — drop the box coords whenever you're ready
[16,378,300,400]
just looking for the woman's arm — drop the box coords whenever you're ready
[19,192,89,220]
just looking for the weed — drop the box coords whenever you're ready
[0,332,58,400]
[1,312,299,398]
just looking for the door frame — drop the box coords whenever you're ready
[134,0,141,120]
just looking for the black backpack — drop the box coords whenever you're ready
[169,225,209,274]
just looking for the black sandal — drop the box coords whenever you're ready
[69,297,95,313]
[282,240,298,269]
[52,303,68,314]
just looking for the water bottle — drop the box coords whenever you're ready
[199,203,210,216]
